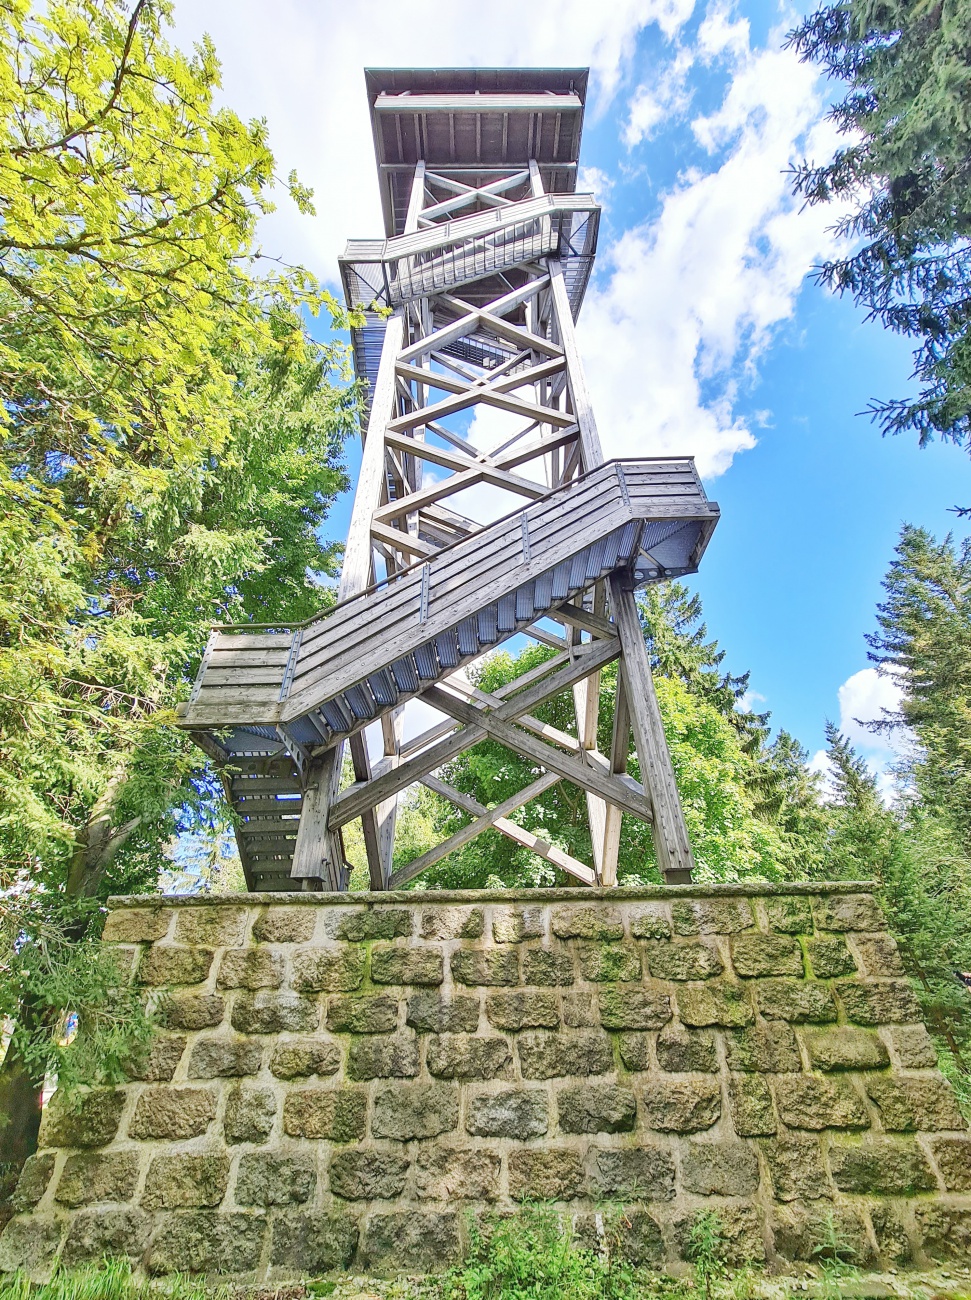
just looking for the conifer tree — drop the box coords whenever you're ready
[788,0,971,451]
[867,525,971,843]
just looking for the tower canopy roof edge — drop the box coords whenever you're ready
[363,67,590,237]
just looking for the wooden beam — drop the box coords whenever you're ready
[553,602,618,640]
[374,92,583,114]
[370,519,437,561]
[390,770,565,887]
[607,571,694,883]
[419,684,653,823]
[331,722,487,829]
[415,774,596,887]
[329,637,621,828]
[601,671,631,888]
[343,314,404,588]
[571,584,607,883]
[290,753,346,890]
[548,258,603,471]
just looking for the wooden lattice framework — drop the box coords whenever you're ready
[177,68,720,892]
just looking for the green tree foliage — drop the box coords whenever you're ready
[817,721,971,1089]
[0,0,356,1190]
[400,587,826,889]
[787,0,971,449]
[0,0,356,897]
[868,525,971,841]
[817,525,971,1086]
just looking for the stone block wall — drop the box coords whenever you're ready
[4,884,971,1282]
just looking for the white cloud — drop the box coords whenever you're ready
[580,17,842,477]
[813,667,912,803]
[836,667,905,755]
[172,0,696,279]
[697,2,750,63]
[169,0,842,484]
[623,49,694,146]
[578,165,616,211]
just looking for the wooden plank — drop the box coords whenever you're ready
[374,92,582,114]
[209,633,293,651]
[341,312,405,594]
[201,668,287,687]
[294,464,617,653]
[208,649,292,668]
[306,472,622,656]
[235,790,302,804]
[370,520,437,561]
[570,584,607,882]
[552,602,618,640]
[289,752,346,889]
[285,485,629,700]
[607,572,694,882]
[421,778,597,888]
[494,426,579,472]
[493,638,620,722]
[386,379,576,436]
[601,670,631,888]
[397,310,480,366]
[374,462,550,524]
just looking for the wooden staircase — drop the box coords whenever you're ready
[178,458,717,891]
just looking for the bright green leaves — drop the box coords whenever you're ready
[0,1,357,891]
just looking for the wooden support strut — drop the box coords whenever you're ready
[608,570,695,883]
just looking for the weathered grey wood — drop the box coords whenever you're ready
[390,769,563,886]
[570,584,607,881]
[420,684,653,823]
[331,722,487,829]
[419,773,595,882]
[289,753,346,889]
[185,77,718,895]
[327,636,619,832]
[493,637,619,722]
[552,602,617,640]
[281,495,636,715]
[548,258,603,471]
[290,474,629,671]
[607,571,694,883]
[600,672,631,888]
[374,91,582,114]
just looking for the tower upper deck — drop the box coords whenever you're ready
[364,67,589,237]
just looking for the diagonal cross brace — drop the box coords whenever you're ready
[329,635,628,829]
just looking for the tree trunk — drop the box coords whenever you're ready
[2,770,140,1214]
[0,1019,45,1227]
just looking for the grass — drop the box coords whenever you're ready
[2,1210,971,1300]
[0,1259,219,1300]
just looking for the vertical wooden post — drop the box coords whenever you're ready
[601,672,632,887]
[607,572,694,884]
[290,752,346,890]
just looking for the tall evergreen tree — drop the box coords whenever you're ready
[867,525,971,844]
[818,722,971,1084]
[788,0,971,452]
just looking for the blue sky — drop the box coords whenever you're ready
[176,0,968,785]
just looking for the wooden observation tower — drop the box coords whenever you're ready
[177,68,720,892]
